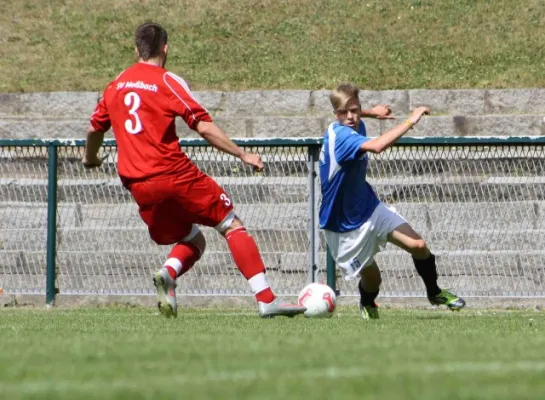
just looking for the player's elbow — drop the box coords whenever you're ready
[195,121,227,143]
[87,123,103,136]
[360,141,384,154]
[195,120,214,135]
[196,129,212,141]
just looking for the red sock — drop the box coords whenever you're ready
[225,227,275,303]
[164,242,201,280]
[164,266,178,280]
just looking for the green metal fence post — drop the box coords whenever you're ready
[307,145,320,283]
[46,143,58,306]
[326,246,338,295]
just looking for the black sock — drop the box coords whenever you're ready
[413,253,441,297]
[358,279,379,307]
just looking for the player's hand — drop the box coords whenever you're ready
[408,106,431,125]
[240,152,264,172]
[82,155,103,169]
[371,104,395,119]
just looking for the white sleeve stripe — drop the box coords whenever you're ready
[166,72,209,112]
[163,73,197,122]
[327,123,341,181]
[163,72,209,122]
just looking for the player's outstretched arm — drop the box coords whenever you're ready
[82,124,105,169]
[360,106,430,154]
[362,104,395,120]
[195,121,264,171]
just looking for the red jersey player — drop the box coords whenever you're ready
[83,22,306,319]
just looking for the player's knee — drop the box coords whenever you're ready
[222,217,244,237]
[189,231,207,258]
[410,239,429,258]
[229,216,244,229]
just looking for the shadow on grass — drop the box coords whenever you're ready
[414,315,446,320]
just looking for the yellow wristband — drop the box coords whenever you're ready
[404,119,414,129]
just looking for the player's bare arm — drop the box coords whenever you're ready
[360,106,430,154]
[82,123,105,168]
[362,104,395,119]
[195,121,264,171]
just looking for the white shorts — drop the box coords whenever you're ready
[325,202,407,280]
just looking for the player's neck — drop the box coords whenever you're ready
[138,58,164,68]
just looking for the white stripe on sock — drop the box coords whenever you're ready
[163,258,182,276]
[247,273,270,294]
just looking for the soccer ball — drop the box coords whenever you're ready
[297,283,336,318]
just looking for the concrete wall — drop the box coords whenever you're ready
[1,89,545,139]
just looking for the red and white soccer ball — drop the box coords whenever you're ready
[297,283,336,318]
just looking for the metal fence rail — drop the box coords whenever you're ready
[1,137,545,305]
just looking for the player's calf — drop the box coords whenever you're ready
[224,220,305,317]
[412,254,466,311]
[358,266,381,320]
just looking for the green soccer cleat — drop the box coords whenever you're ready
[428,289,466,311]
[359,304,380,320]
[153,269,178,319]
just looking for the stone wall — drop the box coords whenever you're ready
[1,89,545,139]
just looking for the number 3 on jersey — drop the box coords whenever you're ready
[220,193,231,207]
[124,92,143,134]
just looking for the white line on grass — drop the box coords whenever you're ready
[3,360,545,394]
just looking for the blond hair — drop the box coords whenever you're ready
[330,83,360,111]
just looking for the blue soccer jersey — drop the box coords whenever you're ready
[319,120,380,232]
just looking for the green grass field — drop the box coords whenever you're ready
[2,0,545,92]
[1,307,544,400]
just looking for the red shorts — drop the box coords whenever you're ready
[126,171,234,245]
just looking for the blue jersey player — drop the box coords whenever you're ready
[319,83,466,320]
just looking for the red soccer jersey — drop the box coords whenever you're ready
[90,63,212,180]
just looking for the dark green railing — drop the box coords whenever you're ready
[2,136,545,304]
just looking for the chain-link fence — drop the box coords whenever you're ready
[1,138,544,301]
[346,140,545,297]
[0,144,49,293]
